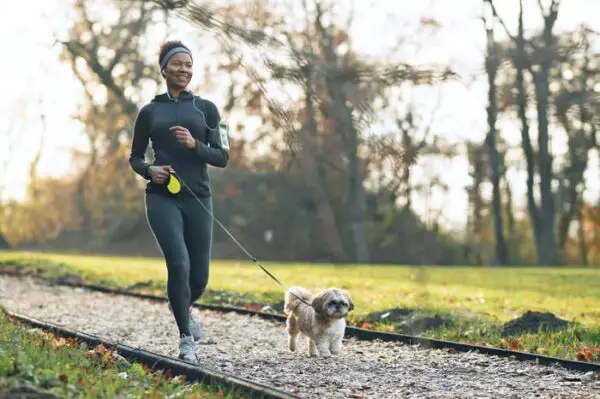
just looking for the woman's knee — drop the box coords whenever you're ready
[189,261,209,291]
[190,269,208,291]
[166,256,191,280]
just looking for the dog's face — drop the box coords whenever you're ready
[311,288,354,319]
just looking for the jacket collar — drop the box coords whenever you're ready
[152,89,195,102]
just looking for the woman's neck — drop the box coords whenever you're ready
[167,86,183,98]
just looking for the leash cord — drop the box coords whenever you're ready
[172,173,314,311]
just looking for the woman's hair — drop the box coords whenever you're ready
[158,40,193,72]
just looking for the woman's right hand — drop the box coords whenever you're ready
[147,165,174,184]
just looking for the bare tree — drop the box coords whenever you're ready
[482,1,508,265]
[58,0,165,154]
[487,0,561,265]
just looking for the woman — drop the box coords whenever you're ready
[128,40,230,363]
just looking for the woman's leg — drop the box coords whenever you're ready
[181,195,213,305]
[145,193,192,337]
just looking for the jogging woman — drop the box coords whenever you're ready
[128,40,230,363]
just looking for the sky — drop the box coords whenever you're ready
[1,0,600,231]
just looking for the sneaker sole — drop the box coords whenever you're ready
[178,353,198,363]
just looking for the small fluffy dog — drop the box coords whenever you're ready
[284,286,354,358]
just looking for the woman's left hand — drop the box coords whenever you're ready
[170,126,196,149]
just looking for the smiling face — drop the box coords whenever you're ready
[164,52,193,91]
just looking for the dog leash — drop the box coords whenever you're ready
[166,171,316,311]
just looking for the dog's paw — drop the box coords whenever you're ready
[330,346,343,355]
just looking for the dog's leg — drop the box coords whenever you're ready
[286,316,299,352]
[330,335,343,355]
[315,338,332,358]
[308,338,318,357]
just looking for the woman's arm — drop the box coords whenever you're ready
[129,105,153,179]
[192,99,230,168]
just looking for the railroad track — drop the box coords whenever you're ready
[5,309,300,399]
[2,268,598,374]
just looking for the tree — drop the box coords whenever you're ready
[553,25,600,263]
[482,1,508,265]
[54,0,167,237]
[487,0,562,265]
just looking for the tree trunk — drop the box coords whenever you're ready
[576,206,588,266]
[465,142,486,265]
[303,70,348,262]
[515,0,542,261]
[401,129,413,210]
[483,6,508,265]
[504,173,516,244]
[0,232,9,249]
[532,6,559,265]
[348,131,371,263]
[314,3,370,263]
[557,29,592,258]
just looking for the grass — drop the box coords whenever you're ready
[0,308,235,398]
[0,250,599,363]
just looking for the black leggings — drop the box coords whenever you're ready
[145,193,213,336]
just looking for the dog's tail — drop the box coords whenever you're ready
[284,286,313,315]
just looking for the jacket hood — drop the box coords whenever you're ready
[151,89,195,102]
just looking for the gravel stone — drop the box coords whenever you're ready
[1,275,598,398]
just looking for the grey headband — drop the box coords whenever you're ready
[160,46,193,71]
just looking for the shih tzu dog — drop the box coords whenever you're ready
[284,286,354,358]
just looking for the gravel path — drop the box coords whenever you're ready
[1,275,598,398]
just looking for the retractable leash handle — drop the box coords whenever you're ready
[166,172,183,196]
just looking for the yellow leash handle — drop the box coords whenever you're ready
[166,172,182,195]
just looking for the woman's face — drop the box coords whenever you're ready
[165,52,193,89]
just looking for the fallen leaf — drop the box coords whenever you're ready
[142,363,152,373]
[59,373,68,383]
[95,343,107,355]
[51,337,68,348]
[537,347,548,355]
[500,338,522,352]
[576,349,593,362]
[242,304,263,312]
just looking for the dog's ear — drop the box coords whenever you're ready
[345,292,354,312]
[311,291,328,314]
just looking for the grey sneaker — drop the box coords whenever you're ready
[189,311,203,343]
[168,303,202,343]
[178,334,197,363]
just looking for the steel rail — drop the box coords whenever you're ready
[5,310,300,399]
[2,269,599,374]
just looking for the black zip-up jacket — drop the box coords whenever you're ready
[129,90,229,198]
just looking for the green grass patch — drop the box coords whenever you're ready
[1,250,599,363]
[0,308,236,398]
